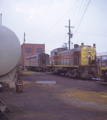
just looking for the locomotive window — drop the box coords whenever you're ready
[55,50,57,55]
[43,56,45,59]
[55,51,57,55]
[67,59,69,65]
[61,60,63,65]
[64,59,66,65]
[51,52,54,57]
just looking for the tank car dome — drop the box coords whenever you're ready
[0,25,21,76]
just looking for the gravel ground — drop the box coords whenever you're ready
[0,71,107,120]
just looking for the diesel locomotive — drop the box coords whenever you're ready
[47,43,97,79]
[25,43,107,81]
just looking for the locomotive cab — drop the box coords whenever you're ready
[50,48,67,66]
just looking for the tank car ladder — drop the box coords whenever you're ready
[0,99,10,119]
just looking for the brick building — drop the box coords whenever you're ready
[21,43,45,66]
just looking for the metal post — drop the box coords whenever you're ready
[69,20,70,49]
[23,32,26,69]
[0,13,2,25]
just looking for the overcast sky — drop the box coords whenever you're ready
[0,0,107,54]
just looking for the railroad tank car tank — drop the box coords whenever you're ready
[0,25,21,87]
[0,25,21,76]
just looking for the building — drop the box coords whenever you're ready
[21,43,45,66]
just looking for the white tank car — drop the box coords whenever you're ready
[0,25,21,88]
[0,25,21,76]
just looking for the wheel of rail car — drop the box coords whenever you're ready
[67,70,71,77]
[78,72,82,79]
[67,70,75,77]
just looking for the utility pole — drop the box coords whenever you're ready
[23,32,26,69]
[0,13,2,25]
[24,32,26,43]
[65,20,74,49]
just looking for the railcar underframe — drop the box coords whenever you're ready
[47,65,97,79]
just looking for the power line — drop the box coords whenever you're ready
[74,0,91,34]
[26,0,79,41]
[72,0,85,26]
[76,31,107,37]
[65,0,85,26]
[65,0,89,35]
[67,0,76,20]
[26,34,64,43]
[97,46,107,48]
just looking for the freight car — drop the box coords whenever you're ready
[25,53,49,71]
[47,43,97,79]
